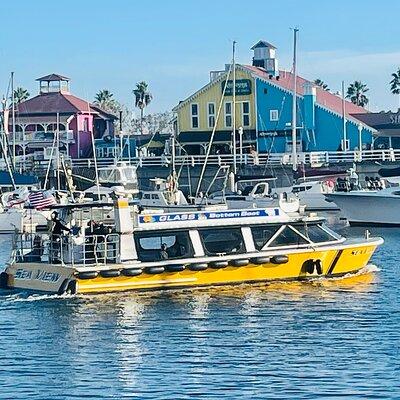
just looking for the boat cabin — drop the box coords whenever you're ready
[12,201,342,270]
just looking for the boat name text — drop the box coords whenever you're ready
[14,268,61,283]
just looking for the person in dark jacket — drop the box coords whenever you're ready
[50,212,70,263]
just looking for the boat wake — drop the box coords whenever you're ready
[5,292,75,303]
[309,263,381,283]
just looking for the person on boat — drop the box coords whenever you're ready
[24,235,43,263]
[160,243,169,260]
[85,220,98,263]
[50,211,70,263]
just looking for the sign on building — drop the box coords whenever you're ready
[221,79,252,96]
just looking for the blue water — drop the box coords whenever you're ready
[0,226,399,399]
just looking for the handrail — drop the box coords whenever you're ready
[8,149,400,171]
[14,232,120,267]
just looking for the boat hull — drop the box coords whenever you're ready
[3,238,382,294]
[326,192,400,225]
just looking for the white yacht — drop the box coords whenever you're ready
[325,186,400,226]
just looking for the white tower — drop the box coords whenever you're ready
[251,40,279,78]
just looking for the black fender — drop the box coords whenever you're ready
[121,268,143,277]
[165,264,185,272]
[188,263,208,271]
[57,278,70,295]
[100,269,120,278]
[67,280,77,294]
[250,256,271,265]
[145,266,165,274]
[271,255,289,265]
[0,272,9,289]
[229,259,249,267]
[209,260,228,269]
[77,271,98,280]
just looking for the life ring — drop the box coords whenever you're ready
[250,256,270,265]
[229,259,249,267]
[165,264,185,272]
[145,266,165,274]
[209,260,228,269]
[121,268,143,277]
[100,269,120,278]
[77,271,98,280]
[188,263,208,271]
[271,255,289,265]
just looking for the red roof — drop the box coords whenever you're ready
[15,92,111,117]
[244,65,368,120]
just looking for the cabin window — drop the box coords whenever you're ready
[224,102,232,128]
[191,103,199,129]
[143,193,151,199]
[293,224,335,243]
[151,194,160,200]
[270,110,279,122]
[135,231,193,262]
[207,102,216,128]
[242,101,250,127]
[251,225,280,250]
[199,228,244,255]
[269,226,308,248]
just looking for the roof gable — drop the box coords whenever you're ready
[36,73,70,82]
[251,40,276,50]
[14,92,115,117]
[243,65,371,126]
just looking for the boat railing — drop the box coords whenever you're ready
[13,232,120,267]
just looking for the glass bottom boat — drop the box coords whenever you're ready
[0,200,383,295]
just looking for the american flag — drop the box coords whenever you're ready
[28,191,57,209]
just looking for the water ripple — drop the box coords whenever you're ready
[0,228,398,399]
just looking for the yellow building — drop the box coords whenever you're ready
[173,65,257,155]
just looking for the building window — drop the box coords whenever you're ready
[96,148,105,158]
[83,117,89,131]
[207,102,216,128]
[225,102,232,128]
[106,147,114,158]
[190,103,199,129]
[270,110,279,121]
[242,101,250,127]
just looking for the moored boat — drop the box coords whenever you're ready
[0,199,383,294]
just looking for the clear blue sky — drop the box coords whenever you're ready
[1,0,400,114]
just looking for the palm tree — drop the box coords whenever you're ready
[13,87,30,104]
[314,79,329,91]
[133,81,152,134]
[346,81,369,107]
[390,68,400,106]
[94,89,117,113]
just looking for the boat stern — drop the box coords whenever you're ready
[1,263,76,294]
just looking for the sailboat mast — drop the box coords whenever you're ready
[291,28,299,173]
[11,72,16,168]
[342,80,347,151]
[232,40,237,175]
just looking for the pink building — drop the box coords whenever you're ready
[10,73,116,159]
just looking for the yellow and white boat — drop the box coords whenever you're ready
[0,199,383,295]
